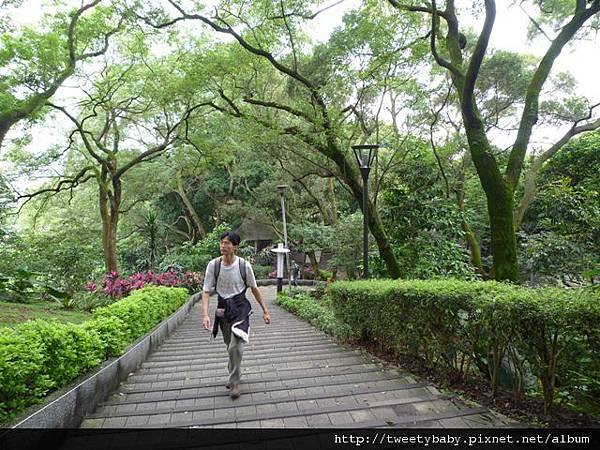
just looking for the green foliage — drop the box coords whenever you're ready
[289,222,333,254]
[159,224,230,273]
[378,154,478,280]
[0,320,103,422]
[252,264,272,279]
[329,279,600,416]
[522,131,600,281]
[476,50,536,125]
[326,212,364,279]
[0,286,189,423]
[0,268,71,304]
[540,131,600,192]
[0,198,104,296]
[91,286,188,344]
[318,269,333,281]
[277,290,358,341]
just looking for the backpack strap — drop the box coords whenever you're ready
[239,258,247,287]
[214,258,221,287]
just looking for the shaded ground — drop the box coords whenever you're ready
[0,301,91,327]
[359,341,600,428]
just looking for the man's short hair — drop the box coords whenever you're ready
[220,231,241,246]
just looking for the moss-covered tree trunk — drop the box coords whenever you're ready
[461,119,519,282]
[454,177,484,275]
[389,0,600,283]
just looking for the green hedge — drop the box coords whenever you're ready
[277,291,358,341]
[329,280,600,417]
[0,286,189,423]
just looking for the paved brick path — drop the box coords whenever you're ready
[81,286,515,428]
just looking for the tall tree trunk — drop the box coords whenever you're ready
[307,250,320,279]
[176,170,206,241]
[99,169,120,273]
[326,177,338,225]
[108,175,121,273]
[326,141,402,279]
[455,179,484,275]
[463,127,519,282]
[514,158,542,230]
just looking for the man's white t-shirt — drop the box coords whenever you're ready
[202,256,258,299]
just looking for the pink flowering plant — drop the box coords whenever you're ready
[87,267,203,299]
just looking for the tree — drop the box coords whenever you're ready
[389,0,600,281]
[17,58,207,273]
[136,0,434,278]
[0,0,127,150]
[520,131,600,283]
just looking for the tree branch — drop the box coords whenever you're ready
[17,166,95,213]
[507,0,600,186]
[268,0,347,20]
[243,97,315,124]
[463,0,496,126]
[430,0,464,79]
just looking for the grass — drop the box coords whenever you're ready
[0,301,92,328]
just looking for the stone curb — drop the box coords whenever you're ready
[10,292,202,429]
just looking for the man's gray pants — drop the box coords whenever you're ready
[219,319,244,386]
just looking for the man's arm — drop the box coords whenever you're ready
[202,260,215,331]
[202,291,211,330]
[250,286,270,324]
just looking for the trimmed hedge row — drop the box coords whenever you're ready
[328,280,600,416]
[276,291,357,340]
[0,286,189,423]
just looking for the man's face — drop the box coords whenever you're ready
[220,237,237,256]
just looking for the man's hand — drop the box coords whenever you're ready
[263,311,271,324]
[203,315,211,330]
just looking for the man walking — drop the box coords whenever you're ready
[202,231,271,399]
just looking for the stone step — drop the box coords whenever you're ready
[120,364,401,394]
[89,395,465,429]
[80,287,514,430]
[101,375,423,407]
[148,340,341,357]
[143,346,359,366]
[135,353,367,375]
[127,361,382,383]
[163,330,329,346]
[90,382,437,420]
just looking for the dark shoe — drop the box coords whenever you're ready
[225,383,231,390]
[230,384,240,399]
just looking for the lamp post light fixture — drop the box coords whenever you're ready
[276,184,292,289]
[352,144,379,279]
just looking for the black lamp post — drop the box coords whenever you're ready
[352,144,379,279]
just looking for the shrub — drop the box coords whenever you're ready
[253,265,272,279]
[0,286,189,423]
[317,269,333,281]
[277,291,358,341]
[309,284,327,300]
[88,268,203,300]
[328,279,600,417]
